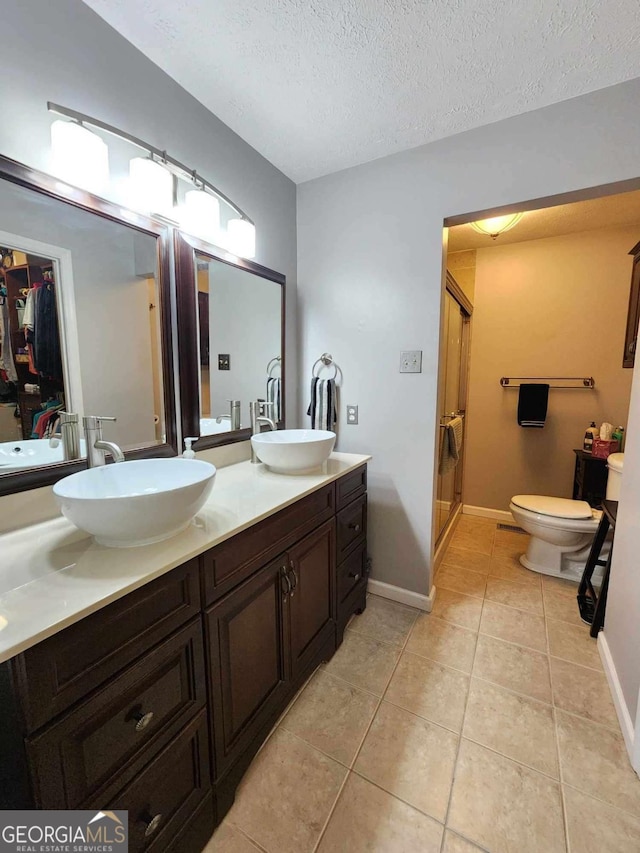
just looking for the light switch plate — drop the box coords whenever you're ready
[218,354,230,370]
[400,350,422,373]
[347,405,359,424]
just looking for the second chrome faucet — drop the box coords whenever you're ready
[249,400,277,463]
[83,415,125,467]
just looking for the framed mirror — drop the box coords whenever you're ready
[175,231,285,448]
[0,155,176,495]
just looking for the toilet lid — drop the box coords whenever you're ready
[511,495,593,519]
[607,453,624,473]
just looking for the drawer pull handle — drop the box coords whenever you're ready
[280,566,291,598]
[288,563,298,597]
[349,572,361,580]
[140,811,163,838]
[132,710,154,732]
[348,522,361,533]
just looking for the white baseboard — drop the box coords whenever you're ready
[598,632,639,774]
[368,579,435,612]
[463,504,515,524]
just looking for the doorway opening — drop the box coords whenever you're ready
[434,185,640,561]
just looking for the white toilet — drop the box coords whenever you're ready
[509,453,624,580]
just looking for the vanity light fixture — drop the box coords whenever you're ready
[181,187,221,244]
[47,102,257,259]
[50,119,109,195]
[470,212,523,239]
[128,156,174,217]
[227,218,256,259]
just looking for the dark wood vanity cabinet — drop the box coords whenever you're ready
[0,464,368,848]
[623,239,640,368]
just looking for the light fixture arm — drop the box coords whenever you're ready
[47,101,253,225]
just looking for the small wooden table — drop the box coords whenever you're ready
[577,499,617,637]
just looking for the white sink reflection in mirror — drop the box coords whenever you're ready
[199,417,233,436]
[53,458,216,548]
[251,429,336,474]
[0,438,86,473]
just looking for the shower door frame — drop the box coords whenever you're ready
[434,271,473,547]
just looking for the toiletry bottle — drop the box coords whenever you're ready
[583,422,598,453]
[183,437,198,459]
[612,426,625,452]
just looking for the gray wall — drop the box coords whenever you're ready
[297,79,640,717]
[2,0,297,428]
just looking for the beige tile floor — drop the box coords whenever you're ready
[204,516,640,852]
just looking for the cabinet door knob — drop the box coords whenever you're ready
[131,710,154,732]
[348,571,360,581]
[348,522,361,532]
[630,338,637,355]
[139,811,163,838]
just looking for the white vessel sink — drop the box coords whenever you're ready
[53,458,216,547]
[251,429,336,474]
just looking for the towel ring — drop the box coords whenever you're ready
[312,352,339,380]
[266,356,281,377]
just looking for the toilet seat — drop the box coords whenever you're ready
[511,494,593,520]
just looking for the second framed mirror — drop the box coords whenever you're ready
[175,232,285,448]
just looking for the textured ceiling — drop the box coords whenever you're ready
[82,0,640,183]
[448,189,640,252]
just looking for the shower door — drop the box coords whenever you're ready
[435,273,472,543]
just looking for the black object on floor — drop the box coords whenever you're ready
[517,383,549,427]
[577,500,617,637]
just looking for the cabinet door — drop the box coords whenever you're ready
[288,519,336,681]
[206,557,290,778]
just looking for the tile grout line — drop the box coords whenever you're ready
[311,608,420,852]
[543,564,572,853]
[439,585,486,852]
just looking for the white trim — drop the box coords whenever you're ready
[463,504,515,524]
[0,229,83,417]
[598,632,639,773]
[368,579,435,612]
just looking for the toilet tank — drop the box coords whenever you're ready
[606,452,624,500]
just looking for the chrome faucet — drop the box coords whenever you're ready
[216,399,241,430]
[250,400,277,463]
[49,411,81,461]
[83,415,125,468]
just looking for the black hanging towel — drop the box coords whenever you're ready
[517,383,549,428]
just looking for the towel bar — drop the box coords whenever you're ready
[312,352,341,381]
[500,376,595,389]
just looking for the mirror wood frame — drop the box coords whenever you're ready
[0,153,178,496]
[174,231,286,450]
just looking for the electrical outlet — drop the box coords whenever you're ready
[400,350,422,373]
[347,405,359,424]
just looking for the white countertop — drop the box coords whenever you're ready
[0,452,370,664]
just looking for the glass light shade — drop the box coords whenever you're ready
[181,189,221,242]
[50,120,109,194]
[227,218,256,259]
[129,157,173,215]
[469,212,523,238]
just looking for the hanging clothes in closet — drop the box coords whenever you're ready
[33,274,62,381]
[0,283,18,383]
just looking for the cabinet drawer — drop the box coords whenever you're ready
[337,543,367,607]
[336,465,367,511]
[202,483,335,604]
[15,560,201,732]
[336,495,367,562]
[108,710,211,853]
[27,620,206,809]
